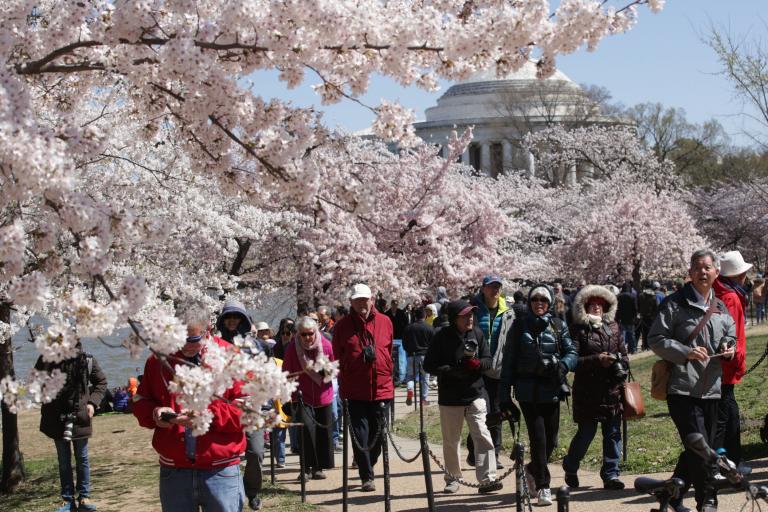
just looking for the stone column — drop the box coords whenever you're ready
[480,142,491,175]
[502,140,513,173]
[526,150,536,178]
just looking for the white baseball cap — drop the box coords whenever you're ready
[719,250,753,277]
[349,283,372,300]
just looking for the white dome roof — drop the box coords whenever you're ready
[458,60,574,84]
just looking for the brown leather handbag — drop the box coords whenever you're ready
[623,369,645,420]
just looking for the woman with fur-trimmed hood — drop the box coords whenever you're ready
[562,285,628,491]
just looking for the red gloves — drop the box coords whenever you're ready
[462,357,481,371]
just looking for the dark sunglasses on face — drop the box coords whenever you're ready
[299,331,314,338]
[530,297,549,303]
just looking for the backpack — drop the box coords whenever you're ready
[637,292,658,319]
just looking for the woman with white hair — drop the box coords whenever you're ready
[282,316,336,480]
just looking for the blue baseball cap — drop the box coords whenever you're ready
[482,274,503,286]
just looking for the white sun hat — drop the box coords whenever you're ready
[349,283,372,300]
[719,250,753,277]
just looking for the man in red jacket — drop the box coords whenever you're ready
[133,301,246,512]
[713,250,752,466]
[332,283,394,492]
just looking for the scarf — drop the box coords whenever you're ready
[586,313,603,329]
[295,330,325,386]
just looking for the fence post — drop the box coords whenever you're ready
[419,431,436,512]
[342,399,349,512]
[269,428,276,485]
[381,402,391,512]
[556,485,570,512]
[297,392,306,503]
[412,356,418,410]
[515,442,526,512]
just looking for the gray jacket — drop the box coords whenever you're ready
[649,283,736,399]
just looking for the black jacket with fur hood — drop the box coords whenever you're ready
[569,285,628,423]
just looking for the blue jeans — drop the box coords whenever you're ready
[331,378,341,443]
[392,340,407,382]
[272,427,286,463]
[563,416,622,482]
[159,464,244,512]
[405,355,429,401]
[620,323,636,353]
[54,438,90,502]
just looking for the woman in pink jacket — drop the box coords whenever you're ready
[283,316,336,480]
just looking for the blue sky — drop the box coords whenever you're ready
[251,1,766,147]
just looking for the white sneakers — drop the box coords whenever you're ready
[444,480,460,494]
[537,488,552,506]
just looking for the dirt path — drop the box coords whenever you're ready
[274,386,768,511]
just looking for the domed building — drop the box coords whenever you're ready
[413,61,621,184]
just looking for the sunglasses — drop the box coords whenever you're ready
[298,331,314,338]
[530,297,549,303]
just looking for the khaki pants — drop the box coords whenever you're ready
[439,398,497,485]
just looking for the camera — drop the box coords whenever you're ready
[607,354,628,383]
[61,413,75,442]
[535,353,560,377]
[463,338,478,358]
[362,344,376,364]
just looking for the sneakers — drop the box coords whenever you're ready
[361,479,376,492]
[478,480,503,494]
[78,498,97,512]
[406,390,414,406]
[248,496,262,511]
[420,399,430,407]
[312,469,327,480]
[54,501,76,512]
[496,460,504,470]
[564,472,579,488]
[276,461,286,468]
[603,478,625,490]
[444,480,460,494]
[537,488,552,506]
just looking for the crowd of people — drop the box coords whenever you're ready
[37,248,757,512]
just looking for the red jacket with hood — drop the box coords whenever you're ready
[132,336,246,469]
[713,277,747,384]
[332,308,394,401]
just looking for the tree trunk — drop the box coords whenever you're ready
[0,301,25,493]
[632,259,642,294]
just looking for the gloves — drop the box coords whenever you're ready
[462,357,481,371]
[499,400,521,423]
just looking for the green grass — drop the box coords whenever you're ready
[394,334,768,474]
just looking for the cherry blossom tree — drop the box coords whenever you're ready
[0,0,666,490]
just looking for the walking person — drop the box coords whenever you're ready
[402,307,434,406]
[423,300,503,494]
[616,282,638,354]
[331,283,394,492]
[466,274,515,469]
[500,285,578,506]
[649,249,736,512]
[133,300,247,512]
[283,316,336,480]
[562,285,628,490]
[36,343,107,512]
[713,250,752,466]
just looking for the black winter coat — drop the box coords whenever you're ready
[570,321,627,423]
[36,350,107,440]
[402,321,433,356]
[423,325,490,406]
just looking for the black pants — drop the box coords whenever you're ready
[296,403,335,473]
[520,401,560,490]
[714,384,742,464]
[467,376,502,463]
[667,394,719,508]
[243,429,264,499]
[347,400,390,482]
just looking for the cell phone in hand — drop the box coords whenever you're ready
[160,411,178,422]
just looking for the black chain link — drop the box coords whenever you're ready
[386,429,423,463]
[294,403,339,430]
[427,447,515,488]
[344,406,383,453]
[744,342,768,377]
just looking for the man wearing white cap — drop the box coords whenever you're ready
[331,283,394,492]
[713,250,752,466]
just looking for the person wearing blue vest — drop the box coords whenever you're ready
[466,274,515,468]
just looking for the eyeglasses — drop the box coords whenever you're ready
[530,297,549,303]
[298,331,314,338]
